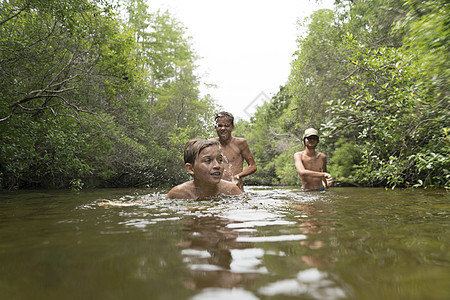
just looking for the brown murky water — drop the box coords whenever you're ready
[0,187,448,299]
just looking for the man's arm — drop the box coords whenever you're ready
[236,139,257,179]
[321,155,333,188]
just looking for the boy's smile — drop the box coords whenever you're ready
[215,117,234,140]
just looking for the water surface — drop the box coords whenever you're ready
[0,187,448,299]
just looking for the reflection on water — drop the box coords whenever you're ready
[0,187,448,300]
[178,214,260,291]
[175,190,348,300]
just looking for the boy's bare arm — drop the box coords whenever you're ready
[321,155,333,187]
[235,139,257,179]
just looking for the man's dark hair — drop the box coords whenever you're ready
[215,111,234,126]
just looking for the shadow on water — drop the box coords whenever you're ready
[0,187,448,299]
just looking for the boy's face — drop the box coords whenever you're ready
[215,117,234,140]
[304,135,319,147]
[188,145,224,184]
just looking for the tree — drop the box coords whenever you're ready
[0,0,142,189]
[122,0,219,186]
[0,0,134,122]
[237,0,448,188]
[324,30,448,188]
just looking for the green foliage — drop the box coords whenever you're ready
[285,8,345,133]
[328,139,361,185]
[324,28,449,188]
[408,148,449,189]
[397,0,449,92]
[0,0,219,190]
[233,87,297,185]
[239,0,448,189]
[274,147,301,186]
[1,0,447,190]
[0,112,96,189]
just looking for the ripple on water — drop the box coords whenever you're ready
[236,234,307,243]
[230,248,268,274]
[81,187,348,299]
[190,288,259,300]
[259,268,347,299]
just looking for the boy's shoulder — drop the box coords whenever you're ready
[295,150,326,159]
[166,181,195,199]
[294,150,306,157]
[218,180,242,196]
[317,151,327,158]
[231,137,249,148]
[232,136,247,143]
[312,151,327,159]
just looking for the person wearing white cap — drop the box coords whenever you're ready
[294,128,333,191]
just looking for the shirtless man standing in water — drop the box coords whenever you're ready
[294,128,333,191]
[211,112,257,190]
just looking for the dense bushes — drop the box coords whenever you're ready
[1,0,447,190]
[0,0,217,190]
[237,0,449,189]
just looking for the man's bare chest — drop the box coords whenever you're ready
[302,154,323,171]
[222,145,241,163]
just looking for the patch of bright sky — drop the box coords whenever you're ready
[147,0,335,120]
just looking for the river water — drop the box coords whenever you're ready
[0,186,448,300]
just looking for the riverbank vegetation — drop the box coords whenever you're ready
[1,0,448,190]
[235,0,449,189]
[0,0,218,190]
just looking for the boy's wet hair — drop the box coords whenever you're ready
[184,139,220,165]
[215,111,234,126]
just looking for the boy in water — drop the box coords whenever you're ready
[294,128,333,191]
[166,139,242,199]
[211,112,257,190]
